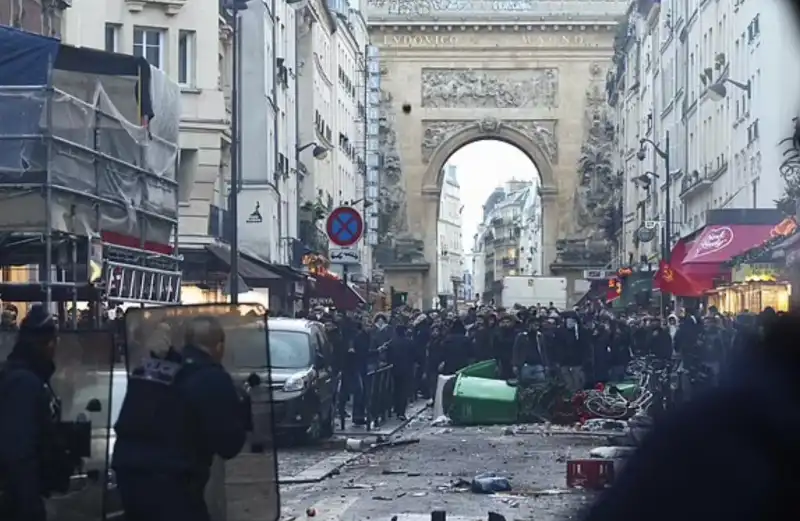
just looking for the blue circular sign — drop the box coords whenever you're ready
[326,206,364,247]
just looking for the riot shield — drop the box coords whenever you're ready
[0,329,15,360]
[46,329,116,521]
[124,304,280,521]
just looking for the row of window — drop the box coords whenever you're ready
[105,24,195,87]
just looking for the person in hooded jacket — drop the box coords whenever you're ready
[440,320,470,374]
[0,305,60,521]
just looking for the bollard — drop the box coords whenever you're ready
[431,511,446,521]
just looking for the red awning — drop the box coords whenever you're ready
[309,274,366,310]
[683,224,777,264]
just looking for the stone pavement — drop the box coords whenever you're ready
[336,399,430,438]
[279,417,604,521]
[277,399,431,485]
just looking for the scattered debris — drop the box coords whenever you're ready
[342,483,374,490]
[581,419,627,432]
[370,438,421,451]
[431,415,451,426]
[589,446,636,459]
[372,495,393,501]
[471,472,512,494]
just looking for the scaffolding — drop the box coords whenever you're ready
[0,26,182,316]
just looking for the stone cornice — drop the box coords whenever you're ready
[371,23,616,32]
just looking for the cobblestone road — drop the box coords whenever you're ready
[278,415,605,521]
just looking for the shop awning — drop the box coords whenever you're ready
[309,274,367,310]
[683,224,780,265]
[206,244,282,287]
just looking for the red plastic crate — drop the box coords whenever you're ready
[566,459,615,490]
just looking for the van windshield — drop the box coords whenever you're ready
[226,327,312,370]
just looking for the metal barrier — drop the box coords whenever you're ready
[364,363,394,431]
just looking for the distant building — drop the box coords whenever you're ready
[472,179,542,303]
[437,165,463,307]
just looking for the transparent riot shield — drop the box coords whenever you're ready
[123,304,279,521]
[46,329,116,521]
[0,329,15,360]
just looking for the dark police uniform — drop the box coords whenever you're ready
[0,305,61,521]
[112,345,248,521]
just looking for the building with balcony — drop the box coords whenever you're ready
[610,0,800,271]
[330,0,371,279]
[473,179,533,303]
[436,165,463,306]
[297,0,372,280]
[238,0,300,267]
[297,0,336,256]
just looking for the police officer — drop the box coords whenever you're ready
[112,315,249,521]
[0,304,60,521]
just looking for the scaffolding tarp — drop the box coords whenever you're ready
[0,25,179,249]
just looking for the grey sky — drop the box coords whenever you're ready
[444,140,540,253]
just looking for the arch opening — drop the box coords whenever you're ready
[428,133,550,309]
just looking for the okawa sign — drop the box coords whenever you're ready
[687,226,735,261]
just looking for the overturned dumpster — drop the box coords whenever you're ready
[447,360,518,425]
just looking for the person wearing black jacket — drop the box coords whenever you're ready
[558,313,589,391]
[493,316,518,380]
[441,320,470,374]
[388,324,415,420]
[0,305,60,521]
[112,316,248,521]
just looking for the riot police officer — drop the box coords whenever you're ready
[112,315,249,521]
[0,304,60,521]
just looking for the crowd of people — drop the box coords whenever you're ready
[302,301,776,426]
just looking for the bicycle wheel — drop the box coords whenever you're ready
[584,395,628,419]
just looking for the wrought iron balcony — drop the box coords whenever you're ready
[679,168,713,200]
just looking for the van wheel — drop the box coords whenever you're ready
[320,401,335,439]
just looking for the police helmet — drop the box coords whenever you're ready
[20,304,57,334]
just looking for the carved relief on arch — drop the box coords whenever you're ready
[504,120,559,164]
[420,120,475,164]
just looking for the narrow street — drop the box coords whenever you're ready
[276,412,604,521]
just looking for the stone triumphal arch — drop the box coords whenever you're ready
[368,0,628,308]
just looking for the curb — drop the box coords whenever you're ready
[278,403,430,485]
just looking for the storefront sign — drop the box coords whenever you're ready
[309,297,334,307]
[731,263,780,283]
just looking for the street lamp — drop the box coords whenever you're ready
[638,132,672,313]
[226,0,249,304]
[297,142,330,160]
[707,77,751,102]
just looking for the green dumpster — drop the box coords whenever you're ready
[456,359,498,378]
[448,375,518,425]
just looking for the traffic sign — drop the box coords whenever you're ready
[326,206,363,247]
[330,247,361,265]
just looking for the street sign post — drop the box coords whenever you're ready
[326,206,364,247]
[326,207,364,287]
